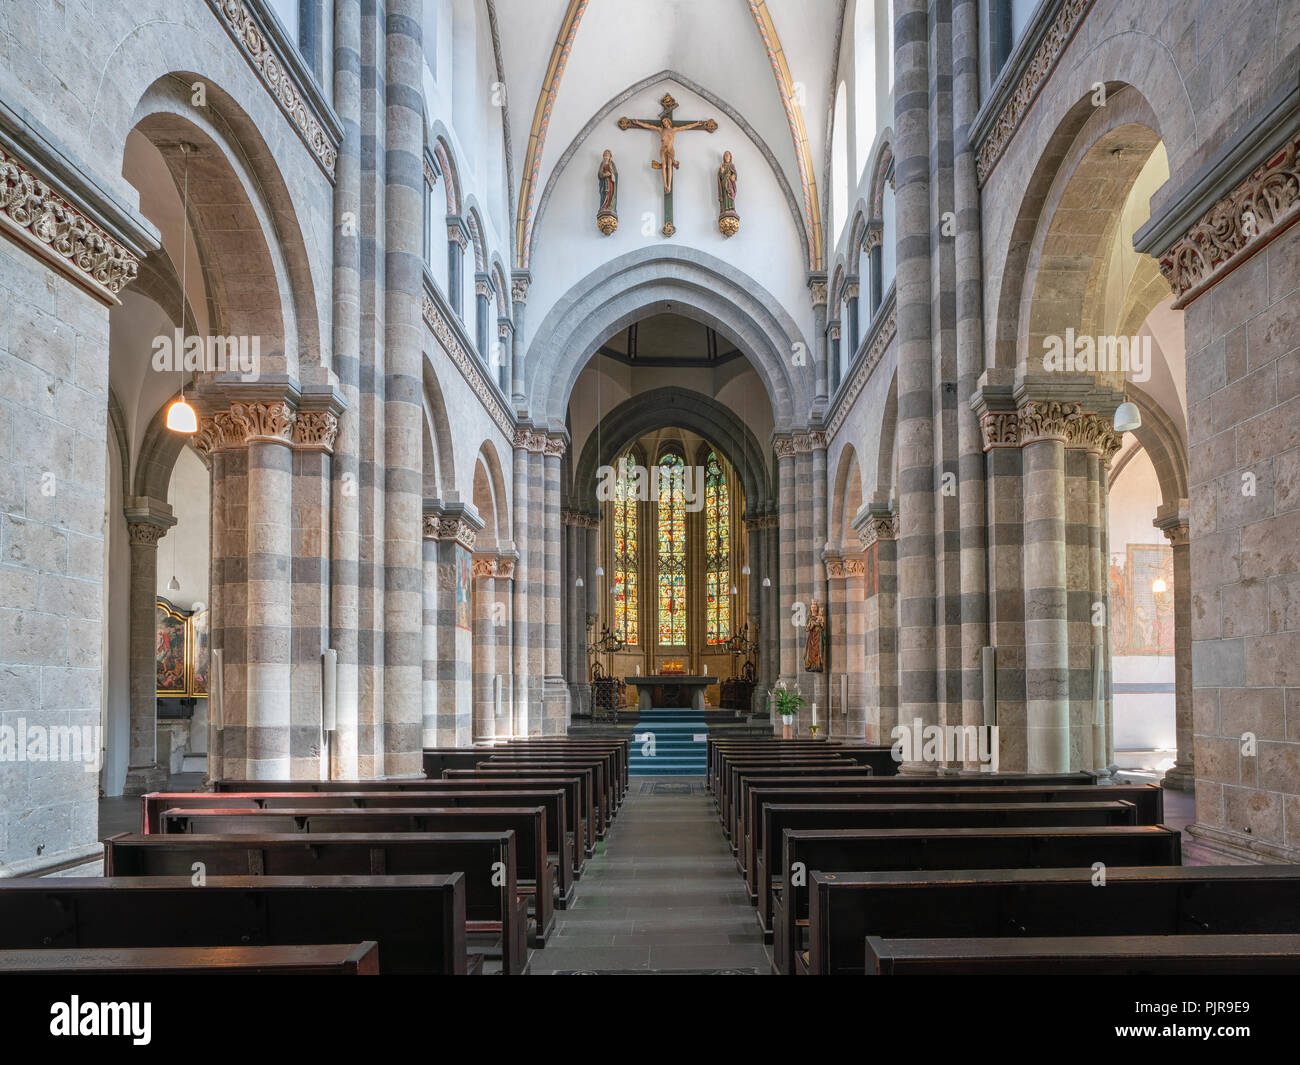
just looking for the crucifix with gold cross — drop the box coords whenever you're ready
[618,94,717,236]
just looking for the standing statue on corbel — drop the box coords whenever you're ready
[597,149,618,235]
[717,150,739,237]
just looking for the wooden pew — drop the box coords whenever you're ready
[0,876,473,974]
[742,781,1165,902]
[718,758,861,835]
[105,831,530,974]
[807,865,1300,975]
[434,772,592,865]
[0,943,382,975]
[487,752,618,814]
[497,741,628,802]
[751,800,1138,930]
[145,788,576,909]
[490,744,624,805]
[743,780,1170,868]
[154,806,556,948]
[865,933,1300,975]
[772,824,1182,974]
[481,760,610,838]
[724,764,873,843]
[709,743,897,795]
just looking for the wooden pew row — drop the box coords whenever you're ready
[708,742,898,795]
[0,943,381,975]
[105,831,530,974]
[751,800,1139,933]
[495,740,629,799]
[147,788,576,909]
[480,761,611,838]
[489,749,621,813]
[718,757,864,835]
[865,933,1300,975]
[807,865,1300,975]
[743,781,1165,901]
[153,806,556,948]
[772,824,1182,974]
[486,743,625,808]
[436,772,593,861]
[0,876,473,974]
[724,764,875,844]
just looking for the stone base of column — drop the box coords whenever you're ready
[568,682,591,718]
[895,761,937,776]
[1185,822,1300,864]
[1160,762,1195,791]
[122,763,169,796]
[542,676,571,736]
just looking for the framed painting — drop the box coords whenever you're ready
[156,598,189,696]
[455,545,472,631]
[189,608,210,697]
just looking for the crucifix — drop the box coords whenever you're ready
[618,94,717,236]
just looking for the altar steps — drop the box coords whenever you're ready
[628,708,707,776]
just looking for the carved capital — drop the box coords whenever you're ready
[294,410,339,452]
[980,410,1020,451]
[1017,400,1084,445]
[423,514,478,550]
[825,557,846,580]
[496,558,516,581]
[861,514,899,548]
[809,281,827,307]
[471,557,496,578]
[772,435,796,460]
[844,557,866,578]
[511,276,530,304]
[127,521,168,548]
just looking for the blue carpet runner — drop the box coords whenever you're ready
[629,707,708,776]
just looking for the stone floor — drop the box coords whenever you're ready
[529,777,770,974]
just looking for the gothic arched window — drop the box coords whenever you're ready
[612,450,639,645]
[705,451,731,644]
[657,451,687,645]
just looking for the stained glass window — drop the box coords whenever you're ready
[704,451,731,644]
[657,451,687,645]
[612,451,638,645]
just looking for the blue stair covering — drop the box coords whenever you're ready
[629,707,708,776]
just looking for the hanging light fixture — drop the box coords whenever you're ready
[729,584,738,596]
[762,576,771,588]
[595,565,605,577]
[741,563,751,576]
[575,576,584,588]
[167,574,181,592]
[1113,397,1141,433]
[166,143,198,434]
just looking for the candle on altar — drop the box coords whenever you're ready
[812,702,818,726]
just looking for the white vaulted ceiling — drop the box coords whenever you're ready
[494,0,841,269]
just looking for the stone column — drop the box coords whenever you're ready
[809,276,828,406]
[383,0,426,777]
[810,433,829,713]
[494,550,517,736]
[511,428,534,736]
[824,549,846,737]
[447,217,468,318]
[472,553,497,742]
[795,436,815,707]
[423,501,484,746]
[762,512,780,695]
[510,274,530,408]
[123,501,176,795]
[893,0,937,771]
[775,439,798,690]
[1020,403,1070,774]
[861,504,899,746]
[846,278,860,355]
[868,231,883,314]
[827,321,842,393]
[474,273,492,360]
[843,547,868,739]
[1156,505,1193,790]
[542,436,571,734]
[496,317,513,395]
[330,0,363,781]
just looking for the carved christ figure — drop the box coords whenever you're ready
[624,115,709,194]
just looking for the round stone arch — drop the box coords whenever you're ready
[422,359,456,499]
[526,246,811,429]
[128,74,323,379]
[571,387,774,515]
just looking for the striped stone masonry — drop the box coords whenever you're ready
[423,500,484,747]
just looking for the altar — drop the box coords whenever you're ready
[624,675,718,712]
